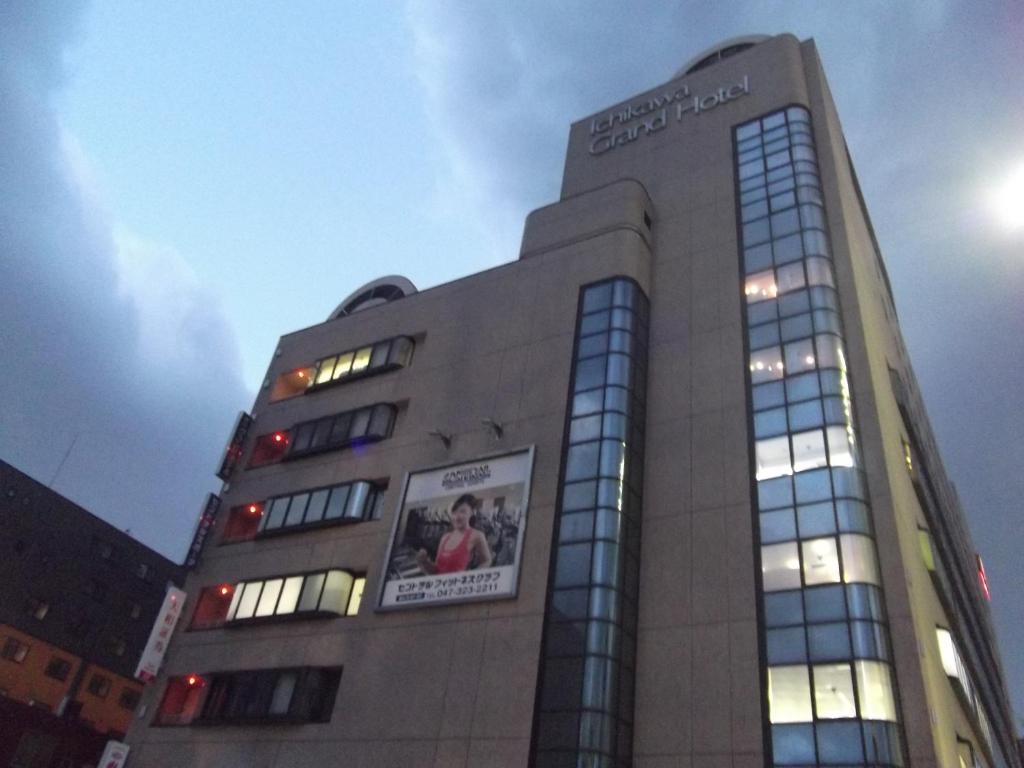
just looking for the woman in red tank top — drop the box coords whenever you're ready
[416,494,493,575]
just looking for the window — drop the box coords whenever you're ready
[288,404,396,459]
[813,663,856,718]
[129,602,142,620]
[154,675,207,725]
[1,638,29,663]
[185,667,342,725]
[269,365,316,401]
[225,571,365,623]
[762,542,802,591]
[230,480,385,541]
[119,688,142,711]
[190,585,237,629]
[44,656,72,681]
[84,578,107,602]
[275,336,414,398]
[768,665,812,723]
[854,660,897,721]
[87,674,111,698]
[222,501,265,542]
[25,597,49,621]
[136,563,151,581]
[801,538,840,586]
[248,430,291,467]
[111,637,127,657]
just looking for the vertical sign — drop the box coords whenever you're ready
[134,586,187,681]
[185,494,221,569]
[98,741,129,768]
[216,411,253,480]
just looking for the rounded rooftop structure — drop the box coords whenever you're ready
[675,35,771,78]
[329,275,417,320]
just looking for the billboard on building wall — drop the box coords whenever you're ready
[377,447,534,610]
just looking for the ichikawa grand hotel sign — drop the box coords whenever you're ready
[588,75,751,156]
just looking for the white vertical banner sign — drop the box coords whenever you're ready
[98,740,129,768]
[134,586,187,681]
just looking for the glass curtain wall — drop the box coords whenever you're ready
[532,278,649,768]
[734,106,905,768]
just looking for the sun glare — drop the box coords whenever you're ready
[992,163,1024,231]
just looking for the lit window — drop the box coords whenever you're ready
[902,439,914,473]
[791,429,828,473]
[745,270,777,302]
[854,660,897,721]
[332,351,354,380]
[776,262,806,294]
[813,663,856,718]
[801,538,840,585]
[936,628,959,678]
[840,534,880,585]
[756,435,792,480]
[768,665,813,723]
[269,366,315,402]
[762,542,802,591]
[347,577,365,615]
[351,346,372,373]
[784,338,816,375]
[918,529,936,572]
[750,346,785,383]
[826,426,856,467]
[226,570,364,623]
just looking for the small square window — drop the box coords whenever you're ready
[1,638,29,663]
[45,657,72,681]
[119,688,142,711]
[87,674,111,698]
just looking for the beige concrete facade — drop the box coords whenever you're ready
[127,34,1018,768]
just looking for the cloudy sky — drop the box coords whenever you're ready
[1,0,1021,719]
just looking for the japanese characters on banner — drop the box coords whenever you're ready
[98,741,129,768]
[378,447,534,610]
[134,586,187,681]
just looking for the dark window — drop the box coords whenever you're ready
[119,688,142,711]
[44,656,72,681]
[199,667,341,724]
[287,404,396,460]
[86,674,111,698]
[84,578,107,602]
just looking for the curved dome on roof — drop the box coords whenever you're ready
[675,35,771,78]
[329,275,417,320]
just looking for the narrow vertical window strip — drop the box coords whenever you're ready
[735,105,905,768]
[531,278,648,768]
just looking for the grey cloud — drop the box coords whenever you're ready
[0,1,251,560]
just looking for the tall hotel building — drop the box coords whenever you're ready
[128,34,1019,768]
